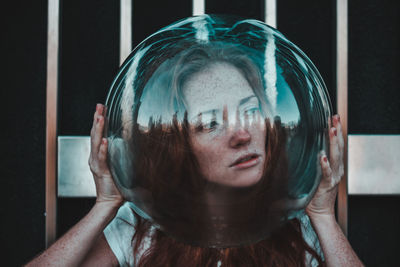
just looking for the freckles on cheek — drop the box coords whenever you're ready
[190,134,221,165]
[192,136,213,157]
[189,134,207,157]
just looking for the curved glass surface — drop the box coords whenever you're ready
[105,14,332,247]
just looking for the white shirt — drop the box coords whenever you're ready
[104,202,324,267]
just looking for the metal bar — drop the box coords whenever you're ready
[348,135,400,195]
[264,0,277,28]
[120,0,132,65]
[336,0,348,236]
[46,0,59,248]
[192,0,205,16]
[55,134,400,197]
[58,137,96,197]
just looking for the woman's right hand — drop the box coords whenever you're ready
[25,104,123,266]
[89,103,123,208]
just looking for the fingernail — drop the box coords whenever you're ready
[323,156,328,162]
[96,104,100,112]
[102,138,106,145]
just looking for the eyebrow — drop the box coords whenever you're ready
[191,109,218,122]
[239,95,257,106]
[191,95,258,121]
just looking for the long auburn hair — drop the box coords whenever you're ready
[125,43,324,266]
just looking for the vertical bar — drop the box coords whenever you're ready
[193,0,205,16]
[120,0,132,65]
[336,0,348,236]
[264,0,277,28]
[46,0,59,248]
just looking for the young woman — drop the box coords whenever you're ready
[26,45,364,267]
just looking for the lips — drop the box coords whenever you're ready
[230,153,260,168]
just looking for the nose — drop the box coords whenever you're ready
[229,127,251,148]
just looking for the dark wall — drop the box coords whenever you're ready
[277,0,337,112]
[347,0,400,266]
[348,196,400,266]
[348,0,399,134]
[59,0,120,136]
[2,0,47,266]
[132,0,192,48]
[206,0,264,21]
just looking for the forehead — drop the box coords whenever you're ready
[183,62,254,116]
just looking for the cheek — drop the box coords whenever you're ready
[191,135,217,159]
[189,134,225,168]
[250,124,267,147]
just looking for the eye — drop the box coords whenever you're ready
[244,107,260,116]
[194,119,220,132]
[208,120,219,129]
[203,120,220,131]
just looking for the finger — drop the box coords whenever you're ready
[89,105,106,172]
[333,114,344,151]
[98,138,108,162]
[98,104,104,116]
[92,104,104,124]
[320,152,333,185]
[95,103,104,115]
[335,118,345,177]
[329,126,340,175]
[91,106,105,156]
[332,115,345,177]
[90,105,100,139]
[93,115,105,155]
[89,119,98,163]
[90,104,102,147]
[96,138,110,173]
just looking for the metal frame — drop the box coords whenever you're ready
[336,0,348,236]
[348,135,400,195]
[193,0,205,16]
[120,0,132,65]
[264,0,277,28]
[45,0,59,248]
[58,137,96,197]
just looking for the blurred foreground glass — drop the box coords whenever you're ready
[105,14,332,247]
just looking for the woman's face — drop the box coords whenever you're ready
[183,62,267,187]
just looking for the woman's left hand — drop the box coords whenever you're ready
[306,114,344,218]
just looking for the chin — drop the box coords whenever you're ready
[229,170,264,187]
[233,177,262,187]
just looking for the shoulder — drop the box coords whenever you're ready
[103,202,139,267]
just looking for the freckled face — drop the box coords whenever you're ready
[183,62,266,187]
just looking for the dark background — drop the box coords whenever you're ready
[2,0,399,266]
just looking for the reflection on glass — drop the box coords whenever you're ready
[105,15,332,247]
